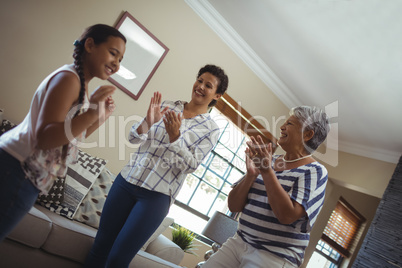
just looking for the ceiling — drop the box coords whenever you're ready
[186,0,402,164]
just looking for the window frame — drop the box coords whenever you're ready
[320,197,366,258]
[214,94,277,148]
[171,94,276,223]
[312,239,344,267]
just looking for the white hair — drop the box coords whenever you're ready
[290,106,330,153]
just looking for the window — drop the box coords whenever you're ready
[307,197,366,268]
[308,240,343,268]
[167,94,276,235]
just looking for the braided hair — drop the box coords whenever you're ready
[61,24,126,159]
[72,40,86,117]
[72,24,126,116]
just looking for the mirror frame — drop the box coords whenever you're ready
[108,11,169,100]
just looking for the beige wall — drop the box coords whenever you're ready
[326,149,396,198]
[1,0,289,174]
[0,0,397,266]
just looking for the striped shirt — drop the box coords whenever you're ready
[121,100,219,200]
[236,155,328,267]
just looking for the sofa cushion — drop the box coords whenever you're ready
[0,119,16,136]
[62,150,106,218]
[37,205,96,263]
[73,167,115,228]
[37,150,107,219]
[130,249,182,268]
[142,217,174,251]
[146,234,185,265]
[0,239,82,268]
[37,176,65,205]
[7,205,52,249]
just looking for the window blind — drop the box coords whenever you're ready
[321,197,366,257]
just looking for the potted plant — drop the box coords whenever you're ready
[171,224,198,255]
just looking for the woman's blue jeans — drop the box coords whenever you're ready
[0,148,40,242]
[85,173,170,268]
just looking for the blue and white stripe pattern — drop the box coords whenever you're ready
[236,155,328,266]
[121,100,219,200]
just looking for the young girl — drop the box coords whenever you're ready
[85,64,229,267]
[0,24,126,242]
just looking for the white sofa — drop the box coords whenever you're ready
[0,203,184,268]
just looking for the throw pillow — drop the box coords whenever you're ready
[37,150,107,219]
[37,176,65,205]
[73,167,115,228]
[141,217,174,250]
[0,119,17,136]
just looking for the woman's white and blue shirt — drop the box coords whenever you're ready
[121,100,220,201]
[234,155,328,267]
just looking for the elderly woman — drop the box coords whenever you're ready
[202,106,330,268]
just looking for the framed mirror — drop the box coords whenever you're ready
[108,11,169,100]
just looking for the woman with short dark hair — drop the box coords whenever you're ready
[86,64,229,267]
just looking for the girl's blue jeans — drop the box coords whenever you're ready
[0,148,40,242]
[85,173,170,268]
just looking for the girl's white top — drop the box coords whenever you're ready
[0,64,88,193]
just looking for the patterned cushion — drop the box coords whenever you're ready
[0,119,17,136]
[37,150,107,219]
[37,176,65,205]
[73,168,115,228]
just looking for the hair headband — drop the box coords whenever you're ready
[73,40,83,47]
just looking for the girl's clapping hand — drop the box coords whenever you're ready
[89,85,116,122]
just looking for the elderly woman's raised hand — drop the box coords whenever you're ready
[246,135,273,172]
[245,147,260,177]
